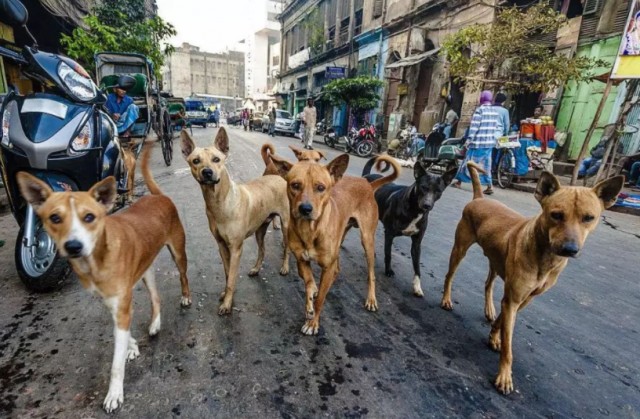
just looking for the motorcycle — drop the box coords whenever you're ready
[324,124,375,157]
[387,127,425,161]
[0,0,134,292]
[315,119,327,136]
[421,123,466,173]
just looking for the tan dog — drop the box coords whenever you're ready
[122,143,136,203]
[181,128,290,314]
[16,142,192,413]
[271,153,400,335]
[440,161,623,395]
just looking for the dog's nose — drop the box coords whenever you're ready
[560,242,580,257]
[298,203,313,216]
[64,240,83,256]
[421,203,433,211]
[202,168,213,179]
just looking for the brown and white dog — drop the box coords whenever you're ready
[271,153,400,335]
[16,141,192,412]
[441,161,623,395]
[181,128,290,315]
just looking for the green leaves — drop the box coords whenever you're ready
[60,2,176,78]
[322,76,384,112]
[440,1,603,93]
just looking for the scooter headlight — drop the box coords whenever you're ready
[69,121,92,155]
[58,62,96,102]
[1,107,10,146]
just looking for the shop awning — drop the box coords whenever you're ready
[386,48,440,69]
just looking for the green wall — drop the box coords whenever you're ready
[555,36,622,160]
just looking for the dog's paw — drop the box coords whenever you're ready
[412,276,424,297]
[489,334,501,352]
[385,269,395,277]
[494,370,514,395]
[365,297,378,312]
[301,319,319,335]
[248,267,260,277]
[219,291,226,302]
[279,265,289,276]
[484,305,496,323]
[148,315,161,336]
[305,306,315,320]
[180,296,192,307]
[127,337,140,361]
[103,388,124,413]
[218,302,232,316]
[440,298,454,311]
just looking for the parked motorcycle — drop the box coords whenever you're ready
[324,124,375,157]
[421,123,466,173]
[315,119,327,136]
[387,127,425,161]
[0,0,134,292]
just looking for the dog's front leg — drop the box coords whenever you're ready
[384,231,395,277]
[297,259,317,322]
[103,293,134,413]
[410,234,424,297]
[215,238,230,301]
[302,262,337,335]
[494,297,519,395]
[218,245,243,315]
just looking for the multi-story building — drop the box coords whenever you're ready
[162,43,245,100]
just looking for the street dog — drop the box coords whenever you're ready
[16,141,192,413]
[362,158,457,297]
[261,143,325,229]
[181,128,290,314]
[440,161,623,395]
[271,153,400,335]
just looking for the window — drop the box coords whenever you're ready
[373,0,383,18]
[327,0,336,25]
[354,9,363,36]
[272,55,280,66]
[340,0,350,19]
[582,0,600,15]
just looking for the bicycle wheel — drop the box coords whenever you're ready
[496,149,514,189]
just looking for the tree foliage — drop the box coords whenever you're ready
[441,1,607,93]
[60,2,176,78]
[323,76,384,112]
[303,9,325,57]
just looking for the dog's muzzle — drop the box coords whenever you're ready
[199,168,220,185]
[64,240,84,258]
[298,202,314,219]
[557,242,580,258]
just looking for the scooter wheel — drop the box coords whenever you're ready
[14,222,70,293]
[356,141,374,157]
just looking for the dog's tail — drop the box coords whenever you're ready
[369,155,400,191]
[467,161,485,200]
[361,157,377,177]
[140,140,162,195]
[261,143,275,167]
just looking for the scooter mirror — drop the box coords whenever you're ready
[0,0,28,26]
[116,75,136,91]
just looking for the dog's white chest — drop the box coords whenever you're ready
[402,214,424,236]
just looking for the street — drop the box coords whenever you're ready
[1,125,639,418]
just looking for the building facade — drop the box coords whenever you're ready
[162,43,245,100]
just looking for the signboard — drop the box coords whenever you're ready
[325,66,346,79]
[397,83,408,95]
[612,0,640,79]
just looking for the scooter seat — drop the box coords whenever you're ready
[422,157,440,163]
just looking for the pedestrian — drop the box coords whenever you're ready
[493,93,510,139]
[627,161,640,191]
[242,108,249,131]
[269,106,276,137]
[577,134,624,179]
[302,98,317,150]
[452,90,500,195]
[443,108,459,139]
[213,107,220,128]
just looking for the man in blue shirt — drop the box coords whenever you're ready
[105,82,139,136]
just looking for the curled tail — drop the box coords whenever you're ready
[466,161,485,200]
[261,143,275,167]
[369,156,401,191]
[140,140,162,195]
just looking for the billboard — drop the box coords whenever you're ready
[612,0,640,79]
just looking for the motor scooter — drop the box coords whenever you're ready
[0,0,134,292]
[422,123,466,173]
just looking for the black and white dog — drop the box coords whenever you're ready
[363,158,457,297]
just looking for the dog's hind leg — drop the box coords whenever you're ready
[441,219,475,311]
[360,219,379,312]
[384,230,395,277]
[279,213,290,276]
[410,234,424,297]
[484,268,498,322]
[142,268,161,336]
[167,224,192,307]
[219,245,243,315]
[249,223,269,276]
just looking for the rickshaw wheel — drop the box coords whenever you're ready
[161,111,173,166]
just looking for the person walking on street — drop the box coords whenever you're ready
[268,107,276,137]
[452,90,500,195]
[302,98,317,150]
[494,93,510,139]
[443,108,459,139]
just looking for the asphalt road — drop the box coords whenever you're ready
[1,125,639,418]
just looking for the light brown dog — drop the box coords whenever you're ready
[181,128,290,315]
[122,143,136,203]
[440,161,623,395]
[271,153,400,335]
[16,142,191,413]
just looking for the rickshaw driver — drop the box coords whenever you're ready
[106,81,140,137]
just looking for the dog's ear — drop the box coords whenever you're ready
[180,130,195,159]
[288,145,304,161]
[442,166,458,186]
[89,177,117,212]
[270,155,294,178]
[414,161,427,179]
[317,150,327,161]
[214,127,229,155]
[326,153,349,182]
[534,171,561,203]
[592,175,624,209]
[16,172,53,210]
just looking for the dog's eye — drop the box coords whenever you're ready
[84,213,95,223]
[582,214,595,223]
[550,211,564,222]
[192,158,201,165]
[212,157,220,163]
[316,184,326,192]
[49,214,62,224]
[291,182,301,191]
